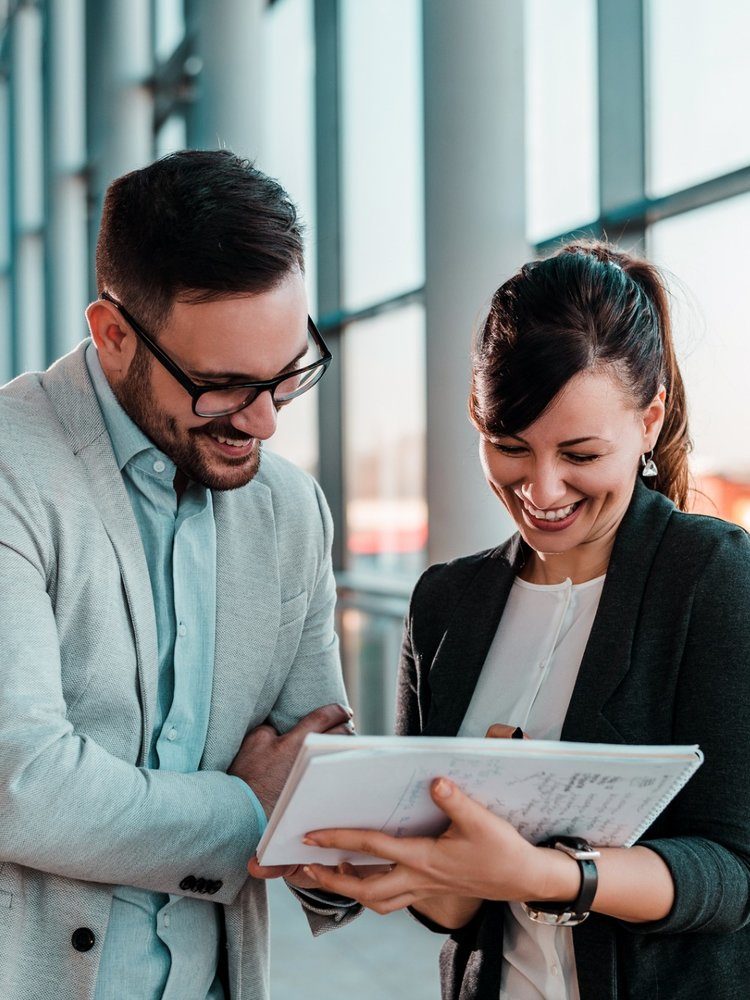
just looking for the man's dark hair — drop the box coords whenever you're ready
[95,149,305,332]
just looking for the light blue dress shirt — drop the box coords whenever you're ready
[86,345,266,1000]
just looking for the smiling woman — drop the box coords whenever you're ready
[300,241,750,1000]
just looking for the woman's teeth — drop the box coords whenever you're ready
[524,500,580,521]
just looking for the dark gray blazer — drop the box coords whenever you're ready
[397,478,750,1000]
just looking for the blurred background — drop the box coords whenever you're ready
[2,0,749,994]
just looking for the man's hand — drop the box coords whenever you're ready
[229,702,353,819]
[231,702,354,890]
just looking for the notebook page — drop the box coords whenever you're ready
[257,739,702,865]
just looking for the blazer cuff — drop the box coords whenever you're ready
[231,776,268,839]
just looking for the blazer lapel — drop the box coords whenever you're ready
[562,479,675,743]
[201,481,281,770]
[424,536,525,737]
[42,343,159,764]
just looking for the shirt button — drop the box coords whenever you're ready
[153,460,166,473]
[163,914,171,928]
[551,964,559,975]
[167,727,178,741]
[177,623,187,637]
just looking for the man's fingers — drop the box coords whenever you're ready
[248,857,298,880]
[326,721,356,736]
[290,703,353,737]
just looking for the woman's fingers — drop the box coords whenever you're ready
[303,827,431,867]
[485,723,529,739]
[304,862,428,905]
[485,723,517,739]
[430,777,511,840]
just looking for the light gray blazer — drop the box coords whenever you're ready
[0,342,352,1000]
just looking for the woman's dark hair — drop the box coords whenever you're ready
[469,241,692,510]
[95,149,304,332]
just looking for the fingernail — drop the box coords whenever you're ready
[303,835,320,846]
[433,778,452,798]
[303,866,313,877]
[338,703,354,718]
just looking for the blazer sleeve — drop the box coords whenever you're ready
[0,460,260,906]
[629,525,750,936]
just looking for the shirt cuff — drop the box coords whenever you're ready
[230,776,268,838]
[292,886,359,909]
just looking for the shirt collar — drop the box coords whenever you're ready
[85,341,171,474]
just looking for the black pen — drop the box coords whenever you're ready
[512,727,525,739]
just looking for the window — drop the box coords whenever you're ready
[525,0,598,242]
[646,0,750,197]
[649,195,750,528]
[340,0,424,311]
[343,304,427,577]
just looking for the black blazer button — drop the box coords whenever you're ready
[179,876,197,891]
[208,880,222,894]
[71,928,96,952]
[194,877,207,893]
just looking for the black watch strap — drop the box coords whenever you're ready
[525,836,600,919]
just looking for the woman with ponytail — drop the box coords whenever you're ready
[302,242,750,999]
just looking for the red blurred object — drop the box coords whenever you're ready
[691,474,750,530]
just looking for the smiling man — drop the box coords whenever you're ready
[0,151,356,1000]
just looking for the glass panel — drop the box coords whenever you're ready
[16,236,45,375]
[13,5,44,231]
[338,604,405,735]
[648,194,750,529]
[155,113,187,157]
[525,0,598,243]
[0,278,11,385]
[340,0,424,310]
[647,0,750,197]
[154,0,185,61]
[262,0,318,475]
[343,304,427,576]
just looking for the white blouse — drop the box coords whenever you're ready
[457,574,606,1000]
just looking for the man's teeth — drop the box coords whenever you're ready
[525,501,580,522]
[210,434,251,449]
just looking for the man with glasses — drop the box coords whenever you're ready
[0,150,357,1000]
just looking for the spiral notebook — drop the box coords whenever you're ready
[257,735,703,866]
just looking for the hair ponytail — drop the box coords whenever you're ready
[617,256,692,510]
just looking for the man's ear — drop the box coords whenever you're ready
[642,384,667,451]
[85,299,136,377]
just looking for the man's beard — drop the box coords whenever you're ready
[110,342,262,491]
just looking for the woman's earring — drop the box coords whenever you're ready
[641,451,658,478]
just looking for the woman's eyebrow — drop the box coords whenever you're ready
[557,436,610,447]
[499,435,610,447]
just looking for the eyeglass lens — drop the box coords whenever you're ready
[194,362,326,417]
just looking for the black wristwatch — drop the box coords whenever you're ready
[522,836,600,926]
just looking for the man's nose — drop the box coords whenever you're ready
[228,390,278,441]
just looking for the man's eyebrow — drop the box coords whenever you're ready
[189,343,308,381]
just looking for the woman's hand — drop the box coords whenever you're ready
[300,777,572,914]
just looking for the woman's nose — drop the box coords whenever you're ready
[520,463,568,510]
[228,390,278,441]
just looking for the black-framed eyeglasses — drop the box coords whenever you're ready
[100,290,332,418]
